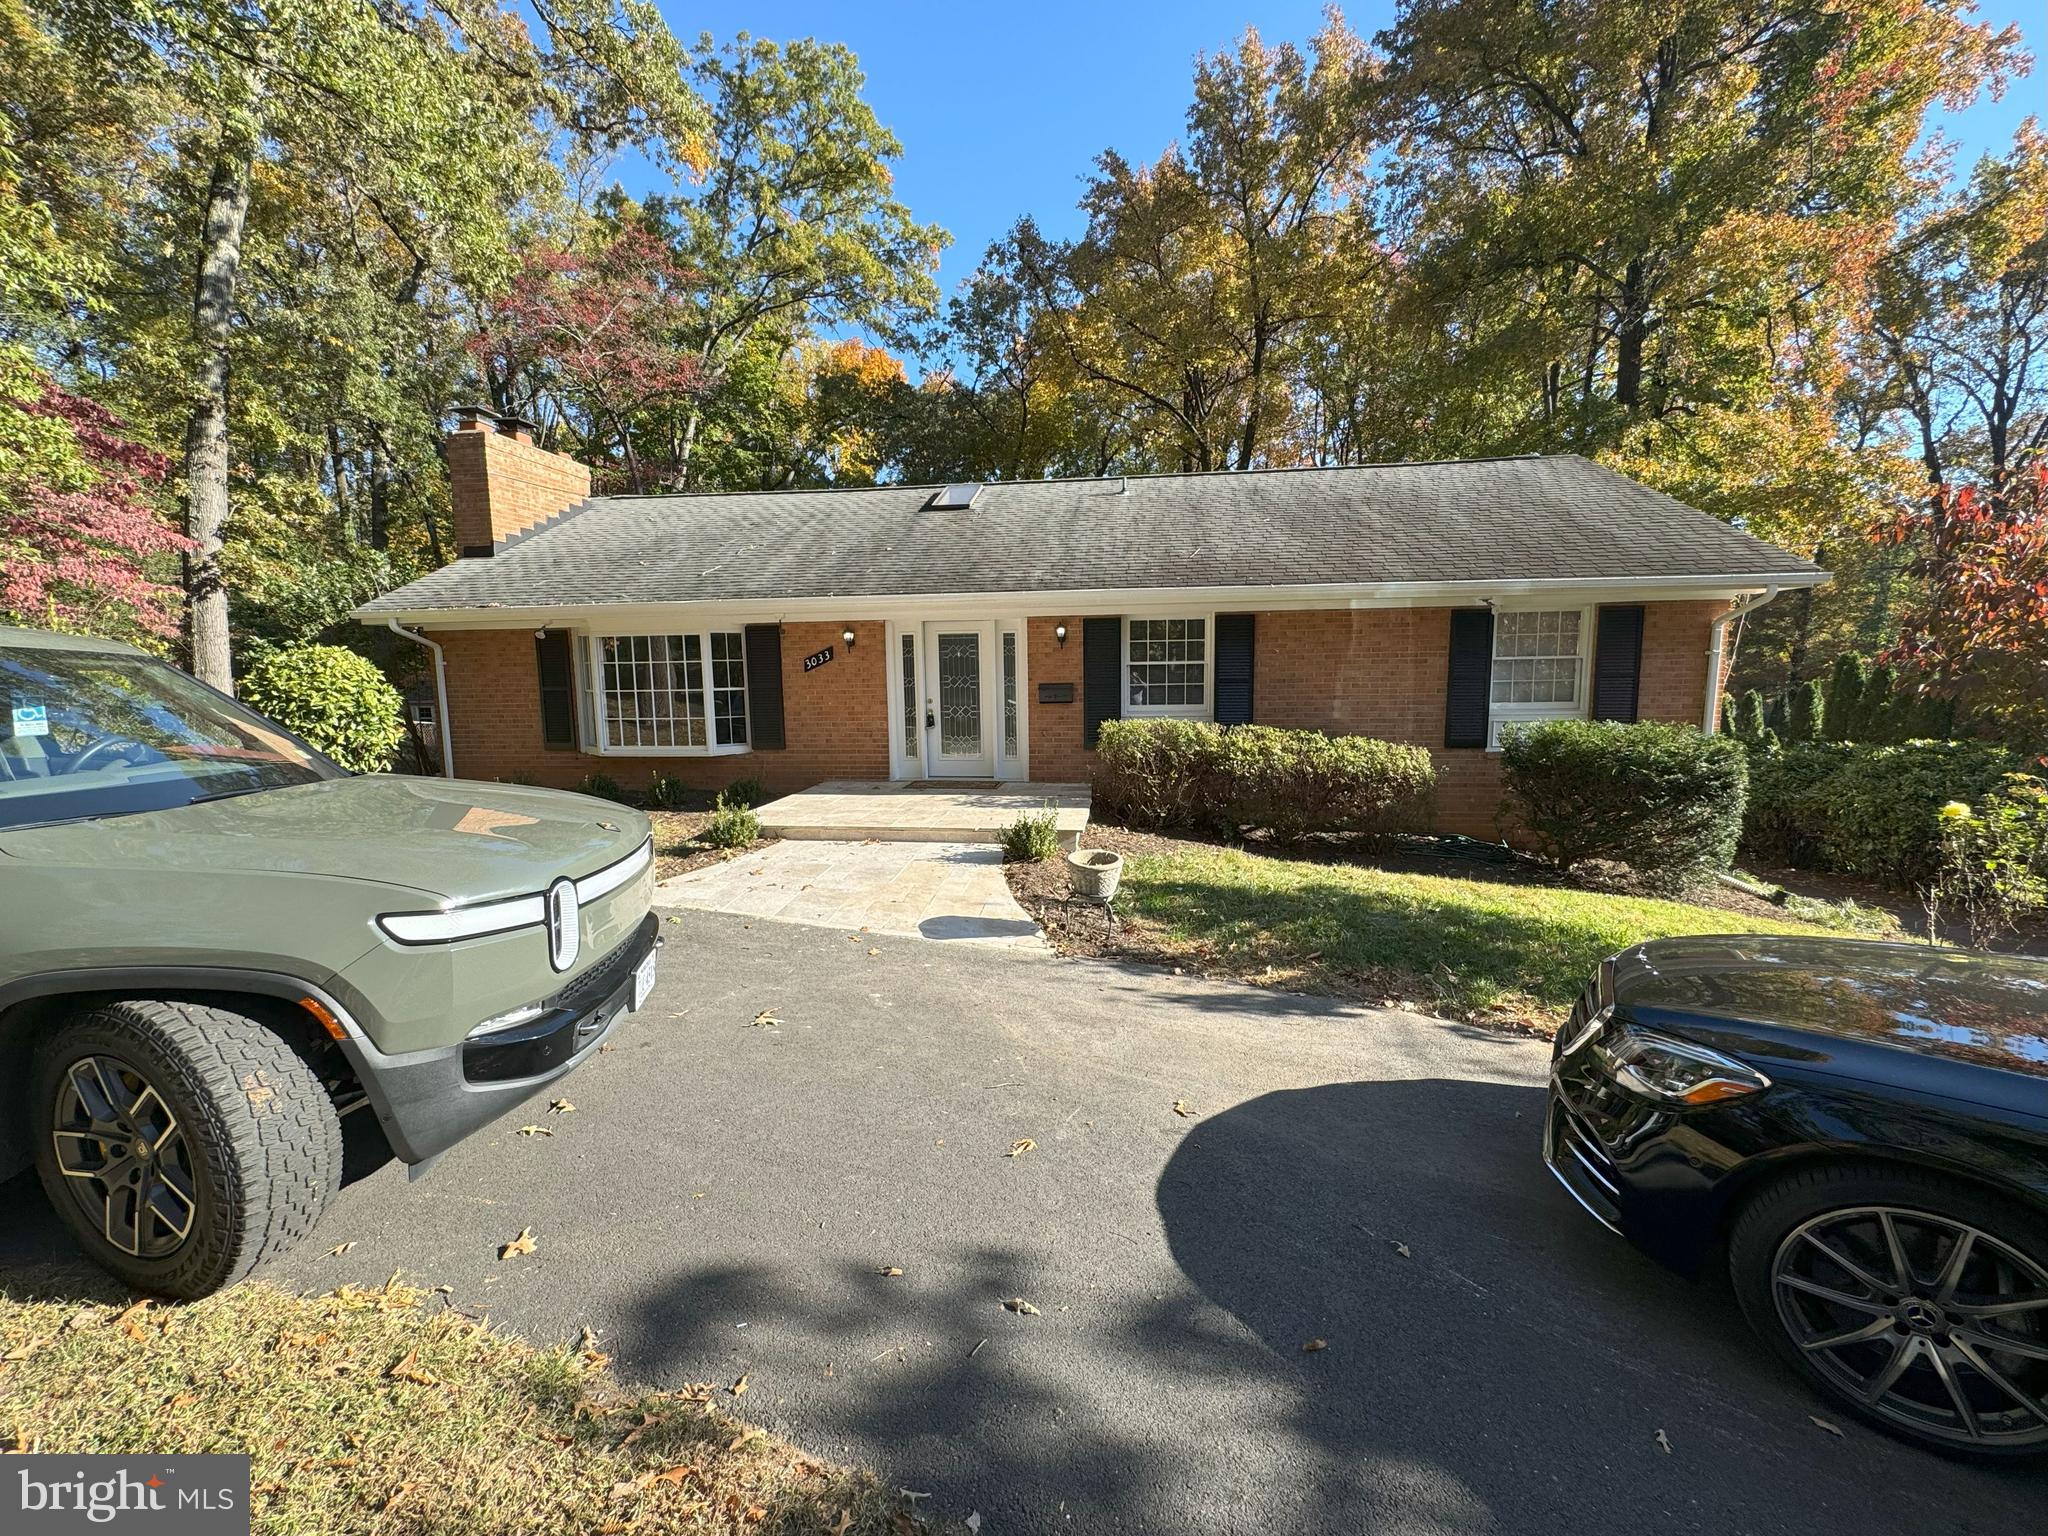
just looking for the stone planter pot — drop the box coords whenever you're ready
[1066,847,1123,903]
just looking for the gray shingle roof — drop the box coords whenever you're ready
[360,454,1822,615]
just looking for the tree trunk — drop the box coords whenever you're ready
[677,402,702,490]
[1613,258,1647,413]
[367,431,392,551]
[182,137,254,692]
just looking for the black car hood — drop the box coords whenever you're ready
[1611,936,2048,1091]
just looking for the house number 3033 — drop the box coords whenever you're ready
[802,646,834,672]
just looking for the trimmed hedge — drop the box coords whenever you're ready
[1498,719,1748,889]
[239,644,402,774]
[1093,719,1434,841]
[1743,738,2019,887]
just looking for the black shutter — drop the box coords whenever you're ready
[743,623,785,749]
[1082,616,1122,748]
[1214,613,1255,725]
[1444,608,1494,749]
[1591,605,1645,722]
[535,630,575,749]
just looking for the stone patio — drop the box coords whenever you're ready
[654,840,1046,947]
[752,780,1090,849]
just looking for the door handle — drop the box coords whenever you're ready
[924,706,936,730]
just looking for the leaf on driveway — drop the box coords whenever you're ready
[516,1125,553,1137]
[1809,1415,1844,1438]
[1172,1099,1197,1117]
[1391,1241,1412,1259]
[1002,1298,1040,1316]
[547,1099,575,1115]
[867,947,881,956]
[1654,1429,1673,1454]
[326,1242,357,1257]
[1006,1138,1035,1158]
[498,1227,537,1260]
[878,1266,904,1277]
[1301,1338,1327,1353]
[751,1010,783,1028]
[731,1372,749,1397]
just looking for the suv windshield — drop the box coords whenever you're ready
[0,644,336,830]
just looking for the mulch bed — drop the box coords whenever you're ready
[647,806,777,881]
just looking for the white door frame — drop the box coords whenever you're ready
[919,619,997,778]
[884,617,1030,781]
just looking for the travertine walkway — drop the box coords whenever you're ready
[653,840,1044,947]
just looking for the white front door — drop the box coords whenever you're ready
[921,621,996,778]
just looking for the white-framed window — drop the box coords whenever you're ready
[1488,607,1589,748]
[590,632,750,755]
[1125,617,1208,716]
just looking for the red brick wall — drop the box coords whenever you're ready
[1027,615,1088,781]
[435,621,889,794]
[446,424,592,552]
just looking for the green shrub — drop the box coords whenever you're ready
[721,775,766,808]
[1093,719,1435,841]
[1498,720,1748,889]
[1743,738,2018,886]
[1929,774,2048,945]
[646,771,692,810]
[574,772,628,803]
[1823,654,1866,740]
[998,809,1061,862]
[1731,689,1767,744]
[1786,679,1824,743]
[703,792,759,849]
[239,643,403,774]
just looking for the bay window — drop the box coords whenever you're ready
[592,632,750,754]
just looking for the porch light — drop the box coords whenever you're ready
[841,627,856,648]
[1054,624,1068,647]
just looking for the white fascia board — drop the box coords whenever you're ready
[356,570,1829,631]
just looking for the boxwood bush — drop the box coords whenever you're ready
[1743,738,2019,887]
[1093,719,1434,841]
[239,643,403,774]
[1498,719,1748,889]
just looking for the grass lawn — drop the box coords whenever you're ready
[0,1279,915,1536]
[1018,833,1868,1032]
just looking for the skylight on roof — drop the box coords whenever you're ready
[928,482,983,510]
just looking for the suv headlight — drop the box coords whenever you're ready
[1593,1026,1771,1106]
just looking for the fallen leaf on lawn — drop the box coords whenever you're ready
[655,1464,697,1486]
[1301,1338,1327,1352]
[115,1300,152,1341]
[386,1350,440,1387]
[548,1099,575,1115]
[1172,1099,1197,1117]
[2,1338,45,1362]
[1002,1298,1040,1316]
[1654,1429,1672,1454]
[326,1242,357,1256]
[498,1227,537,1260]
[1391,1241,1412,1259]
[878,1266,904,1277]
[731,1373,749,1396]
[831,1512,853,1536]
[751,1010,783,1028]
[62,1309,98,1332]
[516,1125,553,1138]
[164,1392,198,1410]
[1809,1416,1844,1438]
[1006,1138,1035,1158]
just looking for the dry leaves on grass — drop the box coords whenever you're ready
[498,1228,537,1261]
[115,1301,153,1342]
[385,1350,440,1388]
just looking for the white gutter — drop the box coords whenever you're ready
[386,618,454,778]
[1702,586,1780,733]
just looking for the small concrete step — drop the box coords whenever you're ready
[754,780,1090,850]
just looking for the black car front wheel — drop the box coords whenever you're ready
[30,999,343,1298]
[1732,1164,2048,1458]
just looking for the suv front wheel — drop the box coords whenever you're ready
[30,999,342,1298]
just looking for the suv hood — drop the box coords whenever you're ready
[0,776,650,902]
[1612,935,2048,1085]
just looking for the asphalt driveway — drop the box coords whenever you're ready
[4,911,2043,1533]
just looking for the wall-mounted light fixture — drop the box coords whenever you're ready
[841,627,857,648]
[1054,624,1068,648]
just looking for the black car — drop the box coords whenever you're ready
[1547,935,2048,1458]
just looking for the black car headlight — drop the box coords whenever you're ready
[1593,1025,1772,1107]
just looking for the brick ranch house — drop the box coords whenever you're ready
[359,409,1826,837]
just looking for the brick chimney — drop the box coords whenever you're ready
[446,405,592,557]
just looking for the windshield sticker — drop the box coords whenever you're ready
[10,704,48,738]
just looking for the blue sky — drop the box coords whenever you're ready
[651,0,2040,300]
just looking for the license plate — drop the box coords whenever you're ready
[631,950,657,1011]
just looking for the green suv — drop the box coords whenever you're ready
[0,626,657,1297]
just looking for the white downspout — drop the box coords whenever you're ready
[1702,586,1780,733]
[386,619,454,778]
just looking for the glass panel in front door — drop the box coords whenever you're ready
[937,633,982,755]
